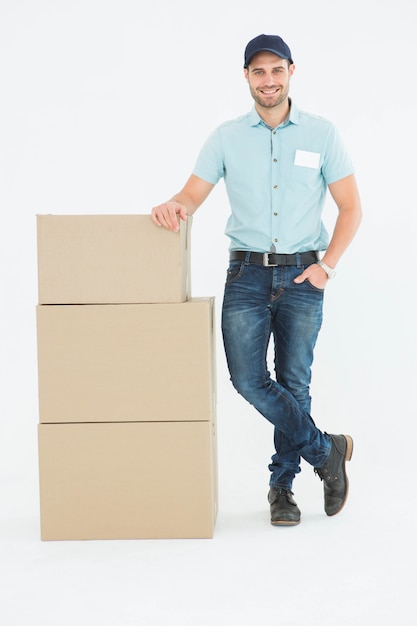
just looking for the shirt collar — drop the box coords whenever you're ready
[249,100,300,128]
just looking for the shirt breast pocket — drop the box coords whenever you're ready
[291,163,322,188]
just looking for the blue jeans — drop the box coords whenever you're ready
[221,256,331,490]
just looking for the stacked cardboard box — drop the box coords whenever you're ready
[36,215,218,540]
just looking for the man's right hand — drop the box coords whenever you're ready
[151,202,188,232]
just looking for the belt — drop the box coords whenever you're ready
[230,250,318,267]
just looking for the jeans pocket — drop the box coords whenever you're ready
[305,278,325,293]
[225,261,244,285]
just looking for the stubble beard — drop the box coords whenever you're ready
[250,82,289,110]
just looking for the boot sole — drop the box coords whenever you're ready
[271,519,301,526]
[344,434,354,461]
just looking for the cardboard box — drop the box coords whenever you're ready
[37,214,191,304]
[38,420,218,540]
[37,298,216,423]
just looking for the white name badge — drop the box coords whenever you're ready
[294,149,320,169]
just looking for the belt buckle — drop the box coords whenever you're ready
[263,253,278,267]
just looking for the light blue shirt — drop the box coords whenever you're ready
[192,102,354,253]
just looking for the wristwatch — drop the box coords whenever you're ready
[317,260,336,279]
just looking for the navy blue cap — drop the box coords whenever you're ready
[244,34,293,67]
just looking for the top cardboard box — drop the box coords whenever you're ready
[37,214,191,304]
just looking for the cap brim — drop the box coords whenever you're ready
[245,47,292,66]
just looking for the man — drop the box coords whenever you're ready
[151,34,362,526]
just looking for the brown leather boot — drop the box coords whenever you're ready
[268,488,301,526]
[315,434,354,516]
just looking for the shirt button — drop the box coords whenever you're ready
[274,238,278,243]
[274,212,278,216]
[273,185,278,189]
[273,158,277,163]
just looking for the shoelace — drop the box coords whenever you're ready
[314,466,337,482]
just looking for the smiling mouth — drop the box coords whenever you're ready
[260,88,280,95]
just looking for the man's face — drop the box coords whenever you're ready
[244,51,295,110]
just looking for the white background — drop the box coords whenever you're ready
[1,1,416,624]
